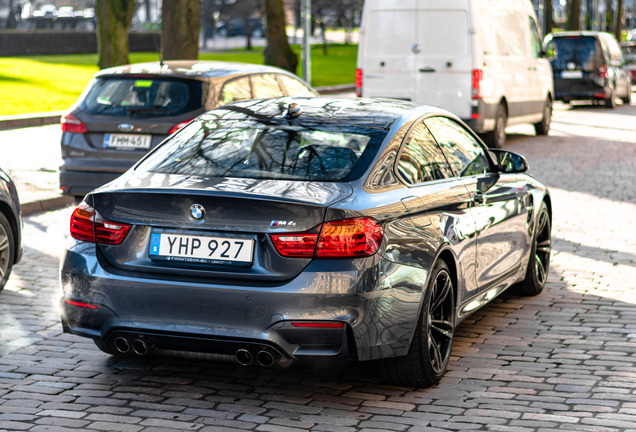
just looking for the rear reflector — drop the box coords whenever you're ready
[270,217,383,259]
[168,118,195,135]
[61,113,88,134]
[291,322,344,328]
[65,299,99,309]
[594,93,606,99]
[471,69,482,99]
[355,68,363,97]
[70,202,132,245]
[599,65,608,79]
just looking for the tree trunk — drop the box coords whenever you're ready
[264,0,298,74]
[96,0,135,70]
[544,0,553,35]
[567,0,581,31]
[614,0,623,39]
[162,0,201,61]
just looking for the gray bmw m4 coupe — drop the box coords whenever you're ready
[60,97,552,387]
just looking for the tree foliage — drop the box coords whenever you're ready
[264,0,298,74]
[162,0,201,60]
[96,0,135,69]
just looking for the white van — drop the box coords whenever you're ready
[356,0,553,148]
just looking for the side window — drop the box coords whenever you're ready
[425,117,492,177]
[220,76,252,104]
[251,74,284,99]
[529,17,542,58]
[397,123,453,185]
[278,75,317,97]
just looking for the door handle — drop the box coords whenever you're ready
[419,68,436,73]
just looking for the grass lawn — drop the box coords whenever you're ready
[0,44,357,116]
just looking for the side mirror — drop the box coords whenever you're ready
[490,149,529,173]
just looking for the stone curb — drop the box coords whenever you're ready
[21,195,75,217]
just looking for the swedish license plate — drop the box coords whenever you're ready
[149,233,254,266]
[561,70,583,79]
[104,133,152,149]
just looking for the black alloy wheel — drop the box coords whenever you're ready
[0,212,15,291]
[514,202,551,296]
[379,260,455,387]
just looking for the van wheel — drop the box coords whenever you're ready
[621,83,632,104]
[378,260,455,387]
[485,104,507,148]
[605,89,616,109]
[534,98,552,136]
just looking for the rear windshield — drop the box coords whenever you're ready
[547,36,603,71]
[136,119,388,182]
[79,77,204,117]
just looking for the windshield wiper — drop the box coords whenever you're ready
[126,107,170,114]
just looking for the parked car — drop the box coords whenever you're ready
[545,31,632,108]
[60,96,552,387]
[356,0,554,148]
[59,61,317,201]
[216,18,264,38]
[620,41,636,84]
[0,167,23,291]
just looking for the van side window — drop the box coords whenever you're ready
[425,117,492,177]
[397,123,453,185]
[529,18,543,58]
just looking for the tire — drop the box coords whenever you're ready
[533,97,552,136]
[0,212,15,291]
[379,260,455,387]
[621,82,632,104]
[605,88,616,109]
[485,104,507,148]
[513,202,551,296]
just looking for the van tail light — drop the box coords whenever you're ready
[599,65,608,80]
[70,202,132,245]
[355,68,363,97]
[270,217,383,259]
[471,69,482,99]
[168,118,194,135]
[61,113,88,134]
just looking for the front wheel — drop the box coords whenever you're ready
[513,202,551,296]
[379,260,455,387]
[605,88,616,109]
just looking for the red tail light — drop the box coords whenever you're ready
[599,65,608,79]
[168,118,194,135]
[70,202,131,245]
[61,113,87,134]
[270,217,383,259]
[471,69,482,99]
[355,68,363,97]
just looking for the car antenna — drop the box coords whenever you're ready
[283,103,302,124]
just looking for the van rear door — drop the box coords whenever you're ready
[413,1,472,119]
[358,0,417,101]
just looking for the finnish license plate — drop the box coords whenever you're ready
[104,133,152,149]
[561,70,583,79]
[149,232,254,266]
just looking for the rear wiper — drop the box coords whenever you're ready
[126,107,170,114]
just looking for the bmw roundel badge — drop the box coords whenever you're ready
[189,204,206,222]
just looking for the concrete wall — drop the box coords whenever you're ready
[0,31,161,56]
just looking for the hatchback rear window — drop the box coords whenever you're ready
[79,77,203,117]
[548,36,603,71]
[137,119,387,182]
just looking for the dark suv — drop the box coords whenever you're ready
[544,31,632,108]
[59,61,317,201]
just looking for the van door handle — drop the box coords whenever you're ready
[419,68,436,73]
[474,192,486,205]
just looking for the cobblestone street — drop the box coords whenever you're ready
[1,100,636,431]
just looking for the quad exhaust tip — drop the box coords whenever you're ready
[235,349,254,366]
[132,339,149,356]
[114,336,130,354]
